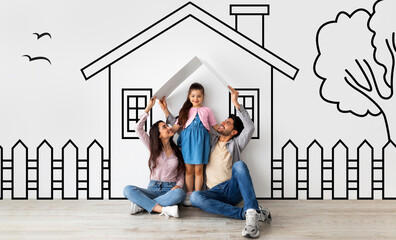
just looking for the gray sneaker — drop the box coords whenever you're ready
[242,209,260,238]
[258,206,272,223]
[130,202,144,215]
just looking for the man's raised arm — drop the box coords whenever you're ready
[229,86,255,151]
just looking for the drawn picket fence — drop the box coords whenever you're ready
[0,140,109,200]
[271,140,396,200]
[1,139,396,200]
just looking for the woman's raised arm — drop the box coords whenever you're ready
[134,97,157,149]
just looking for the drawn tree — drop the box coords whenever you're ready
[314,0,396,142]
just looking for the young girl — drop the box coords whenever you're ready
[160,83,219,206]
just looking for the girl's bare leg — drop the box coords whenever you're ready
[194,164,204,191]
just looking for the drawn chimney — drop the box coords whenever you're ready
[230,4,270,48]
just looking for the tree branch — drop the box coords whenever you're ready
[385,32,395,97]
[362,59,391,100]
[354,59,372,92]
[344,68,383,112]
[391,32,396,96]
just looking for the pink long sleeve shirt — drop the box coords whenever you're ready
[176,106,217,130]
[134,112,184,187]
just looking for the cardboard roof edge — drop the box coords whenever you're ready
[153,56,231,100]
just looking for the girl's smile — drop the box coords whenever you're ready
[189,89,203,107]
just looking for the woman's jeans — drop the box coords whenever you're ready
[123,180,186,212]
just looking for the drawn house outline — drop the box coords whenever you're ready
[81,2,298,199]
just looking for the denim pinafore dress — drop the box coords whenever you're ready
[177,114,210,165]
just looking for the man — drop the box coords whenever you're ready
[160,86,271,238]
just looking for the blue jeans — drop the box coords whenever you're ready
[123,180,186,212]
[190,161,259,220]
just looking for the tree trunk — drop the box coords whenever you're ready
[381,98,396,143]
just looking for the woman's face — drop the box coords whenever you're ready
[158,122,174,139]
[189,89,204,108]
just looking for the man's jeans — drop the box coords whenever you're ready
[123,180,185,212]
[190,161,259,220]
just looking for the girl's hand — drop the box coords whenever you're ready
[212,124,220,131]
[144,96,157,114]
[159,96,171,117]
[171,185,181,190]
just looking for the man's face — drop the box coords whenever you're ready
[217,118,235,136]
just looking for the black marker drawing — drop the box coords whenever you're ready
[314,0,395,142]
[33,32,52,40]
[22,55,51,65]
[122,89,153,139]
[3,2,394,201]
[1,139,109,200]
[80,1,298,199]
[229,4,269,47]
[271,139,396,200]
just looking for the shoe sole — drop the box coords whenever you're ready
[266,212,272,223]
[242,230,259,238]
[259,208,272,223]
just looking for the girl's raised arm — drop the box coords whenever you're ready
[211,124,220,131]
[207,106,219,131]
[171,123,181,133]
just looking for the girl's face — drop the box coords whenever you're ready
[189,89,204,107]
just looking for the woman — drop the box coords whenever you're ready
[123,97,185,219]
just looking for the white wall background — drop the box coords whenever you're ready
[1,0,394,199]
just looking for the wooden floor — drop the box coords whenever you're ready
[1,200,396,240]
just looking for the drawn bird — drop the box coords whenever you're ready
[33,32,52,40]
[22,55,52,65]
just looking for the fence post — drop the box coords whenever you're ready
[383,141,396,199]
[333,140,347,199]
[37,140,53,199]
[358,140,373,199]
[12,140,28,199]
[62,140,78,199]
[87,140,103,199]
[283,140,297,199]
[307,140,323,199]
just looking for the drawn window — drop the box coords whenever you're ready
[229,88,260,139]
[122,89,152,139]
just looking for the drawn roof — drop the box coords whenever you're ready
[81,2,299,80]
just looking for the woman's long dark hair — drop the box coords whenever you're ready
[178,82,205,128]
[148,120,185,176]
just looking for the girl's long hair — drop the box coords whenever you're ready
[178,82,205,128]
[148,120,185,175]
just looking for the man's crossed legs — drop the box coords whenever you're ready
[191,161,271,238]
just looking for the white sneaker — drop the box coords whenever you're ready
[183,193,192,207]
[258,206,272,223]
[130,202,144,215]
[159,205,179,219]
[242,209,260,238]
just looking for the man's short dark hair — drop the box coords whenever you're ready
[229,114,244,138]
